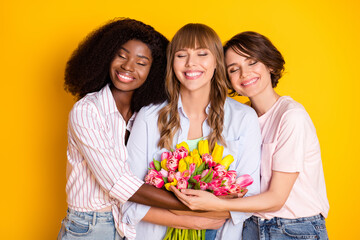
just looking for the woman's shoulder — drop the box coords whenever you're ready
[136,100,168,120]
[225,97,258,118]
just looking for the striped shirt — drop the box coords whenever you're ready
[66,84,143,239]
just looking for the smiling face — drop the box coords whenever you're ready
[109,39,152,93]
[225,48,273,99]
[173,47,216,95]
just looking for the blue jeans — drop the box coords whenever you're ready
[243,215,328,240]
[58,209,124,240]
[205,229,217,240]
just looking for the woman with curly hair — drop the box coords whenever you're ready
[122,23,261,240]
[58,18,223,240]
[171,32,329,240]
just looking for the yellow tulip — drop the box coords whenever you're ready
[165,179,178,191]
[198,140,209,156]
[219,155,234,169]
[178,159,187,172]
[176,142,190,152]
[184,156,193,164]
[161,159,168,171]
[211,142,224,163]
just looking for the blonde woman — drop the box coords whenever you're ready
[121,24,261,240]
[171,31,329,240]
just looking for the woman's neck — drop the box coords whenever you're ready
[180,89,210,119]
[180,88,210,140]
[250,89,280,117]
[110,85,133,123]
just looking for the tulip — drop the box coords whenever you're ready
[211,142,224,163]
[193,175,201,182]
[168,171,176,182]
[214,164,227,178]
[176,177,188,189]
[173,146,188,160]
[159,169,168,178]
[235,174,254,188]
[161,151,172,161]
[202,153,216,167]
[189,163,196,176]
[199,181,208,190]
[161,159,169,171]
[166,156,179,171]
[226,170,237,183]
[150,175,165,188]
[176,142,190,152]
[144,169,159,184]
[198,139,209,156]
[219,155,234,169]
[165,178,178,191]
[178,159,187,172]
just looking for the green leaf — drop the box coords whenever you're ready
[153,160,161,171]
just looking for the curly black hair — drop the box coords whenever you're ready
[64,18,169,112]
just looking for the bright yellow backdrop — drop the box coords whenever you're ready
[1,0,359,239]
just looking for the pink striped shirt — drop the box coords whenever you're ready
[66,84,143,239]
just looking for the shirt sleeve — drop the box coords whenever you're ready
[229,110,262,225]
[120,107,152,224]
[272,109,310,173]
[68,101,143,204]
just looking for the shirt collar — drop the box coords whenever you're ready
[99,84,119,115]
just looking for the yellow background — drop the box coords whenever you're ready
[1,0,359,239]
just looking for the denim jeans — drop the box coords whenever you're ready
[205,229,217,240]
[243,214,328,240]
[58,209,124,240]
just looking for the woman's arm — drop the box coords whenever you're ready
[129,184,189,210]
[171,170,299,212]
[142,207,226,229]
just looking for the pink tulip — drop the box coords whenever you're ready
[221,176,233,187]
[168,171,176,182]
[235,174,253,188]
[176,177,188,189]
[226,170,237,184]
[214,164,227,178]
[228,184,242,194]
[202,153,216,167]
[199,181,208,190]
[189,163,196,175]
[166,156,179,171]
[161,151,172,161]
[193,175,201,182]
[213,187,228,196]
[150,175,165,188]
[159,169,168,178]
[149,161,155,169]
[201,169,209,178]
[144,169,159,184]
[173,146,188,160]
[208,179,222,191]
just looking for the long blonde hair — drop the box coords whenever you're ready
[157,23,227,151]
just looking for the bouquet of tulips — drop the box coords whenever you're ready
[144,140,253,240]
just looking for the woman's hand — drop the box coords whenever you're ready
[170,186,225,211]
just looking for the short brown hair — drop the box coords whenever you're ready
[224,31,285,94]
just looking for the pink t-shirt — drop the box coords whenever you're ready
[255,96,329,219]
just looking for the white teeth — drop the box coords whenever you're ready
[185,72,202,77]
[242,78,257,86]
[118,73,133,80]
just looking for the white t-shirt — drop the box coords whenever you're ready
[255,96,329,219]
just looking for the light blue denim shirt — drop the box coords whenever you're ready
[122,96,261,240]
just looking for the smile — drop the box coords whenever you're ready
[241,77,258,86]
[184,71,203,80]
[116,71,135,83]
